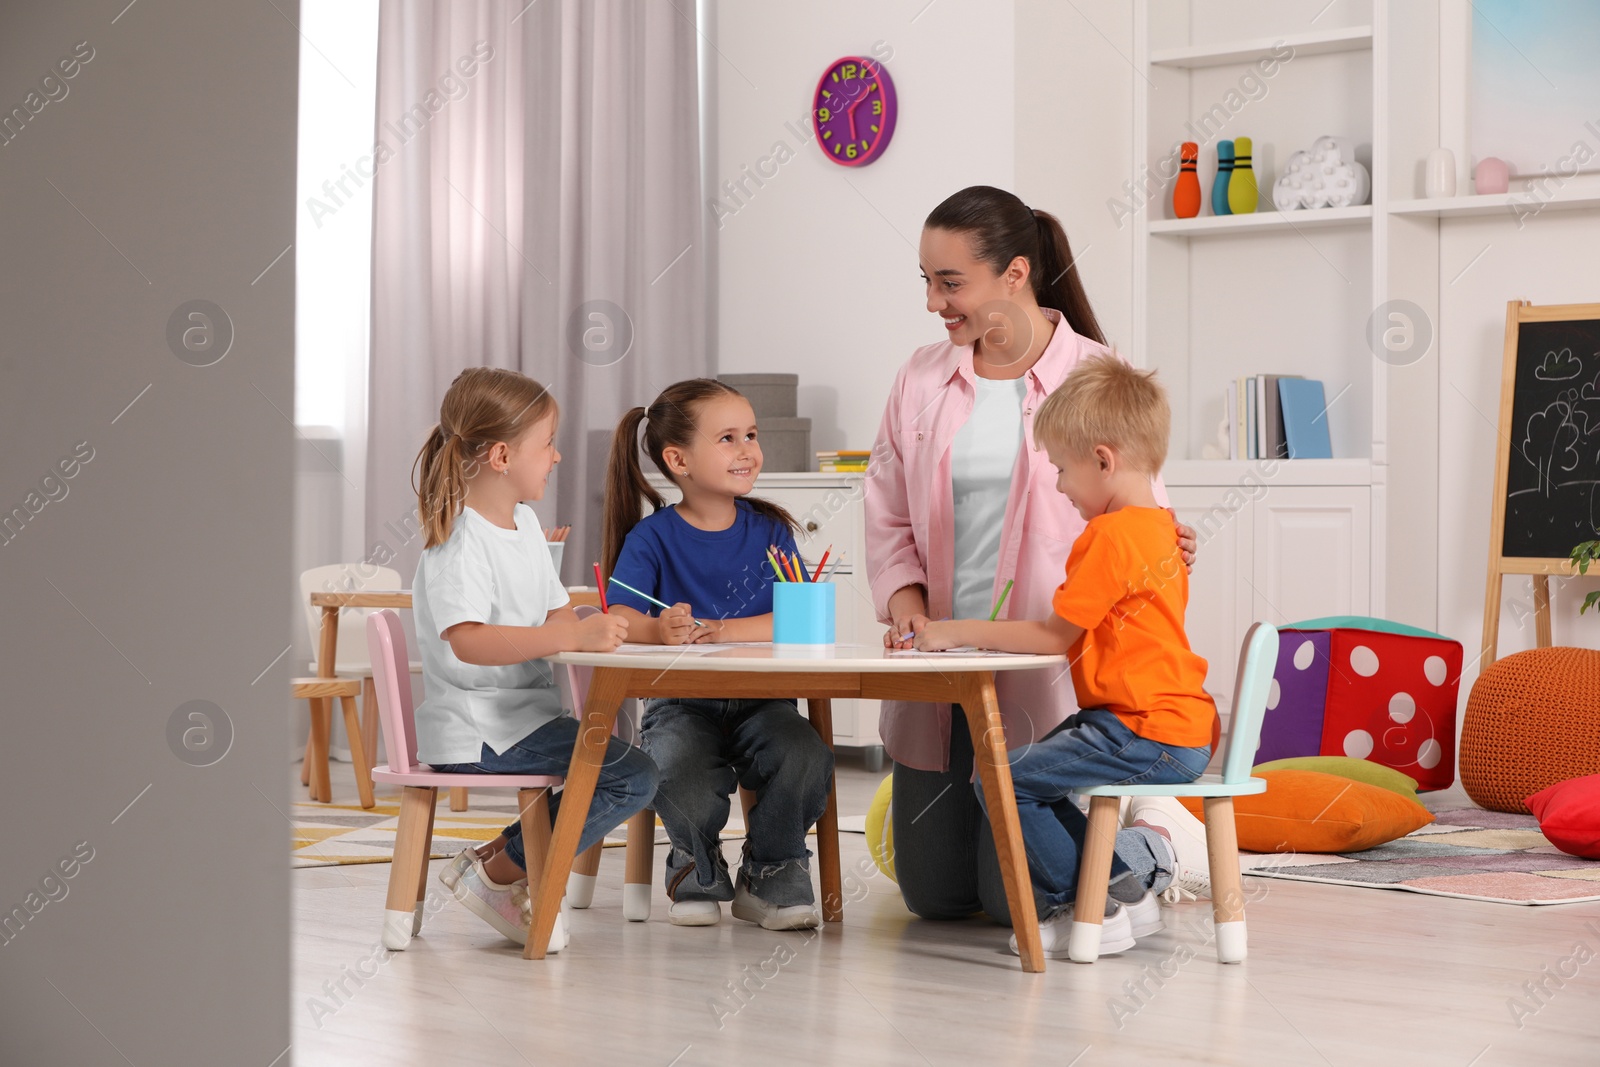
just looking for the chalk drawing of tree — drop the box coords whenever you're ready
[1522,401,1581,495]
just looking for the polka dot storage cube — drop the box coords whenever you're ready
[1257,617,1464,791]
[1461,648,1600,814]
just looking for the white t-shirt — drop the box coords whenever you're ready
[411,504,570,765]
[951,376,1026,621]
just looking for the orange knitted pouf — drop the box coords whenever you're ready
[1460,647,1600,814]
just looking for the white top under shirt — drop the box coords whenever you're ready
[412,504,570,765]
[950,375,1027,622]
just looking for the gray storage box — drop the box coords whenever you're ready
[718,372,797,418]
[759,416,811,472]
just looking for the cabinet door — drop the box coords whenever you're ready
[1166,487,1254,713]
[1252,486,1371,625]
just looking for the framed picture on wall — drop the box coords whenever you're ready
[1470,0,1600,177]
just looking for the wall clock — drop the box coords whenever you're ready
[811,55,898,166]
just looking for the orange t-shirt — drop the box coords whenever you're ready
[1051,507,1217,748]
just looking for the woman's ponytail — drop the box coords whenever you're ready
[1031,207,1105,347]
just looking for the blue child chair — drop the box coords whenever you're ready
[1069,621,1280,964]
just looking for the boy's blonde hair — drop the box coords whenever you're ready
[1034,353,1170,474]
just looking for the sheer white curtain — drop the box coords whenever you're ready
[368,0,706,584]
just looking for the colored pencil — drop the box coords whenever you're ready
[606,576,706,627]
[813,545,833,580]
[789,551,805,582]
[989,578,1014,621]
[594,563,609,613]
[819,554,843,583]
[793,550,811,583]
[767,548,788,582]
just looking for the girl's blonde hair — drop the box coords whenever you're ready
[412,367,557,548]
[1034,353,1170,474]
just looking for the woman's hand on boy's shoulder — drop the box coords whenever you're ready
[575,610,629,652]
[1170,509,1197,572]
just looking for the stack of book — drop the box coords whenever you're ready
[816,450,871,472]
[1224,375,1333,460]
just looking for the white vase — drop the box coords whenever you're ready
[1425,148,1456,198]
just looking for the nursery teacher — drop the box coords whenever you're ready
[864,185,1198,921]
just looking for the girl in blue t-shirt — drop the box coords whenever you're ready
[602,378,835,930]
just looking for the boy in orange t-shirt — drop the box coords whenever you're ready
[916,353,1216,959]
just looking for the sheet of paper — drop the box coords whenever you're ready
[886,647,1033,657]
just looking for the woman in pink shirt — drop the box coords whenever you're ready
[865,186,1203,923]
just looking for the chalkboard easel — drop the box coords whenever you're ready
[1481,299,1600,668]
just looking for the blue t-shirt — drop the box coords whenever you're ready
[609,499,800,620]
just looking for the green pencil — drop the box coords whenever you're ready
[989,578,1014,621]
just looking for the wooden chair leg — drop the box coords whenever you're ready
[308,698,333,803]
[382,786,435,950]
[568,842,604,910]
[301,730,313,786]
[622,808,655,922]
[804,697,843,922]
[339,693,376,809]
[450,787,470,811]
[361,675,380,768]
[1068,795,1122,963]
[412,786,438,937]
[1203,796,1248,963]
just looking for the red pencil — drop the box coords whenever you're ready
[812,545,832,581]
[593,562,610,612]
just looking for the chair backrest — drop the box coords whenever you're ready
[300,563,404,672]
[366,609,421,772]
[1216,621,1281,784]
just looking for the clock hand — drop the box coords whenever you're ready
[847,91,867,141]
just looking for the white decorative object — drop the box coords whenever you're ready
[1424,147,1456,198]
[1272,136,1370,210]
[1201,414,1231,460]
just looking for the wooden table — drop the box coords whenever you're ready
[303,589,603,806]
[541,645,1066,973]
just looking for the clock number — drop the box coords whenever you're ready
[841,63,858,80]
[872,99,883,116]
[817,106,831,122]
[845,144,858,159]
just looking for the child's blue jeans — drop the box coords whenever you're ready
[642,696,834,908]
[974,708,1210,919]
[432,716,660,873]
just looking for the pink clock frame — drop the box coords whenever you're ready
[811,55,898,167]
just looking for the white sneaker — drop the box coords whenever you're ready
[1010,902,1135,959]
[452,860,533,945]
[1130,796,1213,902]
[1122,890,1164,938]
[731,882,820,931]
[668,899,722,927]
[439,847,477,893]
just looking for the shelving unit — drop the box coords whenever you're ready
[1149,24,1373,69]
[1148,204,1372,237]
[1389,190,1600,218]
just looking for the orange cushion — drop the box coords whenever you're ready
[1177,769,1435,853]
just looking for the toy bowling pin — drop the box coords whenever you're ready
[1173,141,1201,218]
[1228,135,1258,214]
[1212,140,1234,216]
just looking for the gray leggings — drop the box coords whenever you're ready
[890,710,1012,923]
[890,708,1165,926]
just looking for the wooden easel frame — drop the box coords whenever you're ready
[1481,299,1600,668]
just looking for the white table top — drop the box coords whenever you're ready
[548,643,1065,673]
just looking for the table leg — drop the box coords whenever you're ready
[525,666,628,959]
[308,697,333,803]
[958,674,1044,973]
[805,698,843,923]
[308,606,340,799]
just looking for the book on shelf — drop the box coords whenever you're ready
[1278,378,1333,459]
[1223,374,1317,460]
[816,449,871,473]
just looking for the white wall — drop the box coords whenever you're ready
[712,0,1015,451]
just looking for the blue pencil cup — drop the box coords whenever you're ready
[772,582,835,645]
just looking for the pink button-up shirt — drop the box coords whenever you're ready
[864,309,1169,771]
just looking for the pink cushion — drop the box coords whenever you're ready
[1526,774,1600,859]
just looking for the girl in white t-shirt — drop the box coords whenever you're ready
[410,367,658,951]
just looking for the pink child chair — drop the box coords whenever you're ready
[365,608,654,952]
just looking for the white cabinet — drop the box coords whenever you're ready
[1169,473,1370,713]
[644,472,885,767]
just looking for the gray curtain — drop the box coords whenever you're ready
[369,0,706,586]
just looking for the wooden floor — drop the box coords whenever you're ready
[293,758,1600,1065]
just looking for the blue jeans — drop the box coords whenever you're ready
[433,716,659,873]
[643,697,834,907]
[974,708,1210,919]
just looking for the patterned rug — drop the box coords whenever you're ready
[293,792,738,869]
[1240,807,1600,905]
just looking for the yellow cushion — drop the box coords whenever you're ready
[1179,769,1434,853]
[1253,756,1419,798]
